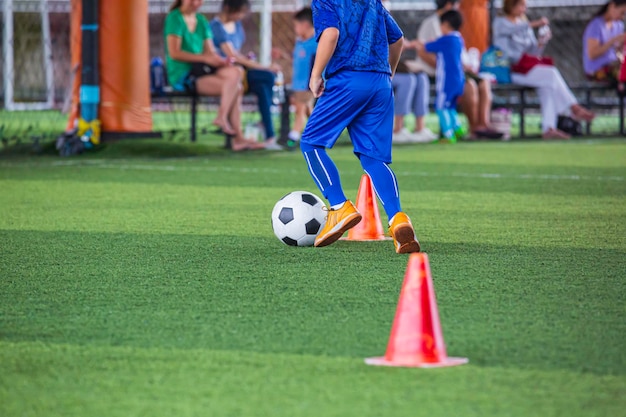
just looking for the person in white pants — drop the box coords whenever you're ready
[511,65,578,134]
[493,0,595,139]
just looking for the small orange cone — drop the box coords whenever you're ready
[365,253,468,368]
[344,174,389,241]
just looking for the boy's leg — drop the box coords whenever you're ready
[358,154,401,220]
[301,142,347,207]
[290,100,307,141]
[451,107,467,139]
[436,88,454,140]
[437,108,455,140]
[302,142,362,247]
[301,72,368,247]
[347,73,420,253]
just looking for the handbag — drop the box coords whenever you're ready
[557,115,582,136]
[511,54,554,74]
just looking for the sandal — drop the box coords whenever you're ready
[542,128,571,140]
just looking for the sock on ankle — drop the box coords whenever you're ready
[288,130,301,141]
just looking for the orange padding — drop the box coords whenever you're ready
[68,0,153,133]
[66,0,81,131]
[100,0,152,132]
[459,0,490,54]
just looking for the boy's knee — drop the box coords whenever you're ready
[300,142,323,154]
[358,154,383,170]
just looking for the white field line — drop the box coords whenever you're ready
[0,159,624,182]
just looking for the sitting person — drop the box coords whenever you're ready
[210,0,283,150]
[164,0,262,151]
[287,7,317,146]
[412,0,502,140]
[493,0,595,139]
[391,61,438,144]
[583,0,626,85]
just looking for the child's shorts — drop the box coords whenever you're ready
[436,84,464,111]
[301,71,394,163]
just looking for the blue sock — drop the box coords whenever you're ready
[437,109,454,138]
[358,154,401,221]
[450,109,460,129]
[301,143,347,206]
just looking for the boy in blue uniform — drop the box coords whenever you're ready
[420,10,466,142]
[301,0,420,253]
[288,7,317,146]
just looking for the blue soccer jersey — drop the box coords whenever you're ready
[292,37,317,91]
[312,0,403,79]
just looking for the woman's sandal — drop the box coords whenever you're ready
[542,128,571,140]
[231,139,266,152]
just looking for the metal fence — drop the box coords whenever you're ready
[0,0,621,137]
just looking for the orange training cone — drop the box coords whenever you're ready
[365,253,468,368]
[344,174,388,241]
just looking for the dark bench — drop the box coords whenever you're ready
[491,82,625,137]
[151,87,291,145]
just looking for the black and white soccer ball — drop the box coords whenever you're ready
[271,191,327,246]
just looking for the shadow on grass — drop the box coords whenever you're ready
[1,230,624,375]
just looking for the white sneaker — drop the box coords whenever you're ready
[392,129,413,144]
[264,138,284,151]
[408,128,438,143]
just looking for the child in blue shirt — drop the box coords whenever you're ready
[419,10,466,142]
[301,0,420,253]
[288,7,317,146]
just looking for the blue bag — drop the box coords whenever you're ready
[480,46,511,84]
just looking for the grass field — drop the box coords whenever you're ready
[1,137,625,416]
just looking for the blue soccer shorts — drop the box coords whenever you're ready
[301,71,394,163]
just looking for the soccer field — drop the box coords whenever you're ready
[1,139,625,416]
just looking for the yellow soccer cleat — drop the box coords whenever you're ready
[389,212,421,254]
[314,200,362,247]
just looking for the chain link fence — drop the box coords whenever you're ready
[0,0,622,145]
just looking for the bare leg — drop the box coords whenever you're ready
[228,86,244,137]
[571,104,595,122]
[393,115,405,133]
[293,101,308,133]
[459,79,479,133]
[227,86,264,151]
[415,116,426,132]
[195,66,242,135]
[477,79,493,129]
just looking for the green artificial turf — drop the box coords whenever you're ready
[1,140,625,416]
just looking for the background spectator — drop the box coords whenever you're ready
[287,7,316,146]
[493,0,595,139]
[210,0,284,150]
[418,10,467,143]
[583,0,626,85]
[164,0,262,151]
[391,62,438,144]
[412,0,502,139]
